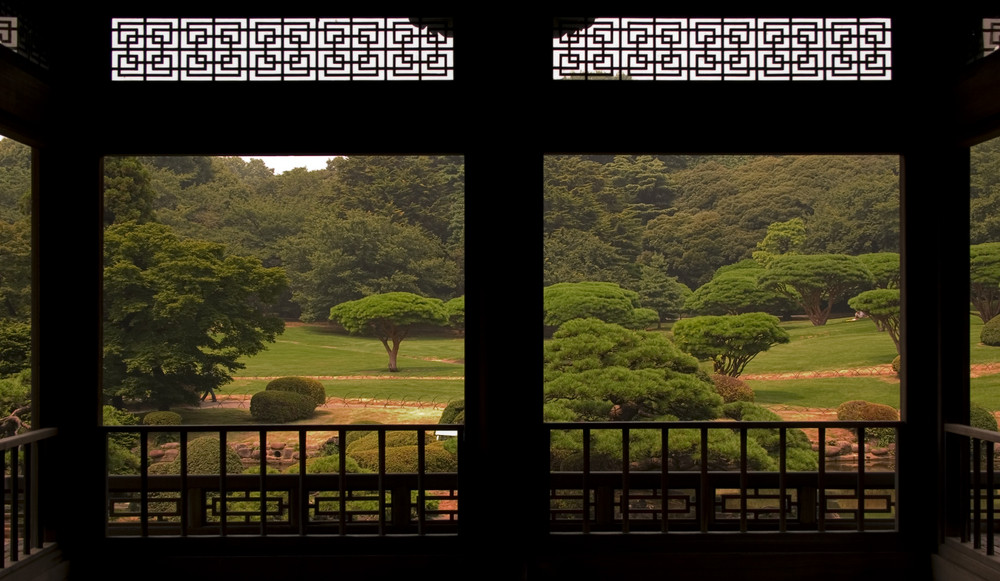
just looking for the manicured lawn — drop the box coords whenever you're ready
[740,316,898,375]
[237,324,465,378]
[749,377,899,409]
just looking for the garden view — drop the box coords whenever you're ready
[0,140,998,481]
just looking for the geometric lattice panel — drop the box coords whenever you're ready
[985,19,1000,59]
[111,17,454,81]
[0,17,16,49]
[553,17,892,81]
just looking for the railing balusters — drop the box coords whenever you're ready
[700,427,709,533]
[298,430,307,536]
[818,427,826,532]
[9,441,18,563]
[259,429,267,536]
[621,428,630,533]
[739,427,748,533]
[139,431,148,537]
[219,431,228,536]
[338,428,347,535]
[974,437,982,550]
[582,427,591,534]
[779,427,787,533]
[857,426,866,532]
[417,428,426,535]
[988,440,995,556]
[660,428,668,532]
[377,429,386,537]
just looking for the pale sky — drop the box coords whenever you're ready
[242,156,335,174]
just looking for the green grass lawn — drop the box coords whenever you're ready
[741,316,898,375]
[237,324,465,378]
[175,313,1000,422]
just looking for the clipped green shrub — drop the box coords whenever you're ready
[721,401,816,470]
[891,355,901,376]
[346,431,432,456]
[983,314,1000,346]
[285,454,365,474]
[439,399,465,424]
[711,374,754,403]
[350,441,457,473]
[151,436,244,475]
[266,376,326,407]
[344,421,382,446]
[142,411,182,425]
[971,403,999,432]
[836,400,899,447]
[250,390,315,423]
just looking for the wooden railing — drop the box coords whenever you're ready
[943,423,1000,561]
[547,420,900,533]
[0,427,57,570]
[105,421,903,538]
[104,424,461,537]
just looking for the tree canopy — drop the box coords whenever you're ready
[848,288,902,354]
[671,313,791,377]
[757,253,874,326]
[543,318,722,421]
[329,292,450,372]
[971,242,1000,323]
[103,221,287,409]
[543,281,655,330]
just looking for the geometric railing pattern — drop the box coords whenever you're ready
[553,17,892,80]
[111,17,454,81]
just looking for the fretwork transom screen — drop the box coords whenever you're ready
[0,17,16,49]
[111,17,454,81]
[553,17,892,80]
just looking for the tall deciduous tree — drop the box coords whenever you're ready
[103,222,287,409]
[671,313,790,377]
[758,254,873,326]
[329,292,449,372]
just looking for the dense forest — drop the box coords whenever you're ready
[544,154,902,298]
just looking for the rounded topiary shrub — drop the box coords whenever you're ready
[350,441,457,473]
[971,403,999,432]
[836,400,899,447]
[346,431,432,457]
[891,355,901,376]
[711,374,754,403]
[983,314,1000,346]
[266,376,326,407]
[439,399,465,424]
[142,411,182,425]
[250,390,315,423]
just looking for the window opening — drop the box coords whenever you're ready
[102,154,463,536]
[553,17,892,81]
[543,154,901,533]
[111,17,454,81]
[969,136,1000,425]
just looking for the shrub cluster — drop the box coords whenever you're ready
[266,376,327,407]
[711,374,755,403]
[836,400,899,447]
[970,403,999,432]
[439,399,465,424]
[149,436,244,475]
[142,411,182,425]
[250,390,315,423]
[983,314,1000,346]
